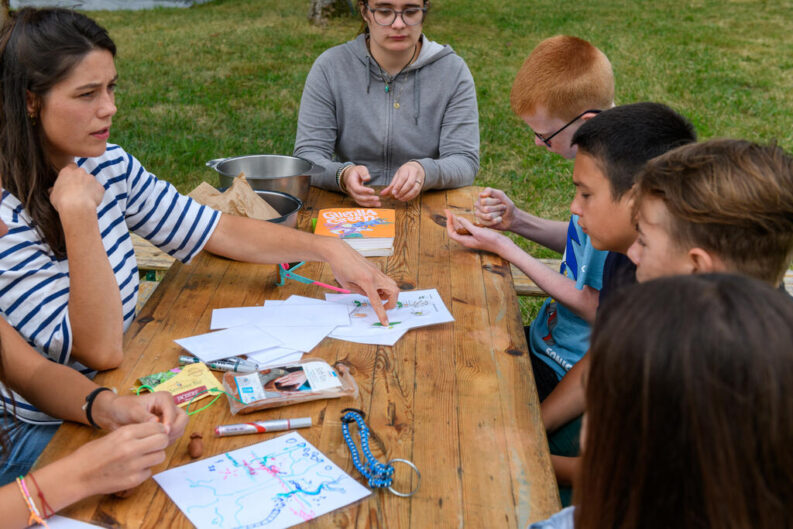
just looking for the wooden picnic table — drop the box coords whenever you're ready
[36,186,560,528]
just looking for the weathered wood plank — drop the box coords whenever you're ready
[446,188,521,527]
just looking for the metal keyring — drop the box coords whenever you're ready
[386,458,421,497]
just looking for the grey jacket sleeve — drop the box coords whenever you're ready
[293,59,346,191]
[413,60,479,190]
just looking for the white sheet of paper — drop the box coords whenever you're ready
[260,323,335,352]
[326,289,454,345]
[258,296,339,351]
[174,326,282,362]
[33,516,104,528]
[211,304,349,330]
[154,432,370,529]
[246,347,304,367]
[330,326,408,346]
[269,295,328,306]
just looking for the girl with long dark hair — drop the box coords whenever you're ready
[531,274,793,529]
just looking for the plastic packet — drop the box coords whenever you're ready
[222,359,358,415]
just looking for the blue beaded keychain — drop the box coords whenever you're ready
[340,408,421,497]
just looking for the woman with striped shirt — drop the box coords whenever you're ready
[0,7,398,481]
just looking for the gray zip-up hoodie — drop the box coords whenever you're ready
[294,33,479,190]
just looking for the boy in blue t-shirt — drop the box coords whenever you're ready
[446,35,613,399]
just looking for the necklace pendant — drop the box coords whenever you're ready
[394,102,400,109]
[384,84,389,93]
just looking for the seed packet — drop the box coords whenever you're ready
[222,360,358,415]
[138,362,223,407]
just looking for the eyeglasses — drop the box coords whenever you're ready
[367,5,427,26]
[534,109,602,148]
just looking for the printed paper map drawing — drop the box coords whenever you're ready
[328,289,454,329]
[154,432,370,529]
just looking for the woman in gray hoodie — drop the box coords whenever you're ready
[294,0,480,207]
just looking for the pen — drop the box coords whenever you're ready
[215,417,313,437]
[178,355,259,373]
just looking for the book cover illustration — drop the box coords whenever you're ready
[314,208,395,240]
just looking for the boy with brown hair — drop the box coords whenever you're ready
[458,36,614,403]
[542,132,793,492]
[628,138,793,288]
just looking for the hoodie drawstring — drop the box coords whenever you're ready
[413,69,420,125]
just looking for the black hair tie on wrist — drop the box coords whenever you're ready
[82,387,115,429]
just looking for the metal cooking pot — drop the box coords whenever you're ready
[253,190,303,229]
[206,154,313,203]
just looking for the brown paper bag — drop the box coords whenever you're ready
[188,172,280,221]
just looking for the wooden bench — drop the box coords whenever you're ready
[510,260,561,297]
[131,234,175,312]
[510,259,793,297]
[131,233,176,272]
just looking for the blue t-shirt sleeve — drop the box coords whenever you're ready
[568,215,608,292]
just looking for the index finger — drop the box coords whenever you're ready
[364,285,390,326]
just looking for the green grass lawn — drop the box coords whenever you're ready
[89,0,793,320]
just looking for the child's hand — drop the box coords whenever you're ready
[445,209,508,256]
[475,188,515,231]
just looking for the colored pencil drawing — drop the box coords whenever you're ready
[154,432,370,529]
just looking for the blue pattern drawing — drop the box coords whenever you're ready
[154,432,370,529]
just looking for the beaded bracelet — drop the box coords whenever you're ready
[340,408,420,497]
[16,476,48,528]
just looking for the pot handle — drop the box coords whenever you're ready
[205,158,227,169]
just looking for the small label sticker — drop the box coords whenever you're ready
[302,362,342,391]
[234,372,266,404]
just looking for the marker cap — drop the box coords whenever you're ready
[289,417,312,429]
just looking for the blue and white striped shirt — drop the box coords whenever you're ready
[0,144,220,424]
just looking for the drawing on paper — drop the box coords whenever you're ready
[154,432,370,529]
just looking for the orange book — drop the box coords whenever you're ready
[314,208,395,257]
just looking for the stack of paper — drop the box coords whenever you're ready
[174,296,350,366]
[173,290,455,361]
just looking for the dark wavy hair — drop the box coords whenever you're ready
[0,8,116,259]
[576,274,793,529]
